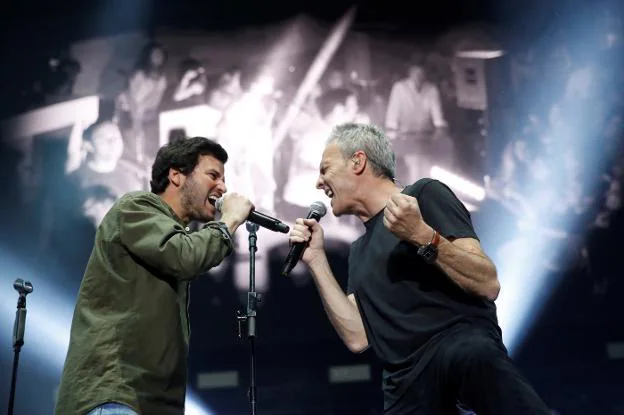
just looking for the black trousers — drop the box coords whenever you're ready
[386,327,551,415]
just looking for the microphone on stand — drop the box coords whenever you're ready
[214,198,290,234]
[281,201,327,276]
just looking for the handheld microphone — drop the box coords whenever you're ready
[281,201,327,276]
[214,198,290,233]
[13,279,33,296]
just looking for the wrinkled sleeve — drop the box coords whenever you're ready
[118,195,234,280]
[415,180,478,241]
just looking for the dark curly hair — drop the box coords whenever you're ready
[150,137,228,194]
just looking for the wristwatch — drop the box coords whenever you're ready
[417,229,440,264]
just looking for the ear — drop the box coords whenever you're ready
[168,168,184,188]
[351,150,366,175]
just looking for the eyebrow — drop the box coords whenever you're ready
[205,168,223,177]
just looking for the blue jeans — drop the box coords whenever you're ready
[86,402,139,415]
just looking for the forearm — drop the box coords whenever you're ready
[435,235,499,300]
[173,81,193,102]
[219,214,245,236]
[384,116,399,139]
[307,254,368,352]
[119,197,234,280]
[385,88,400,135]
[148,223,234,280]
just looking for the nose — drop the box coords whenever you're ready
[315,175,324,190]
[217,178,227,194]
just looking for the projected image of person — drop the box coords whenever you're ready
[207,65,243,111]
[66,119,150,206]
[171,57,208,107]
[385,55,455,183]
[216,64,278,213]
[81,185,118,228]
[288,123,551,415]
[55,137,254,415]
[115,41,168,163]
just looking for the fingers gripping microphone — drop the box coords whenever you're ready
[215,198,290,233]
[281,201,327,276]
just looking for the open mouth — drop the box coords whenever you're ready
[324,188,334,199]
[207,194,221,207]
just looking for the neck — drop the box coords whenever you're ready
[159,189,189,224]
[354,177,403,222]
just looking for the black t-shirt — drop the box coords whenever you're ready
[347,179,501,409]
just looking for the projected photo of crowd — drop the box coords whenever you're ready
[2,14,480,292]
[2,5,623,348]
[2,3,624,414]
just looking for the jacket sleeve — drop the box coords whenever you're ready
[118,194,234,280]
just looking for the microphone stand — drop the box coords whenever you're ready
[236,222,262,415]
[8,279,33,415]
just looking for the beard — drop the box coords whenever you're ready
[180,177,214,223]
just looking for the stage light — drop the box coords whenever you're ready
[430,166,485,201]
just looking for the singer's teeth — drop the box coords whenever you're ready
[325,189,334,198]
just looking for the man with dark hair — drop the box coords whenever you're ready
[67,120,149,199]
[385,56,454,183]
[288,123,551,414]
[55,137,254,415]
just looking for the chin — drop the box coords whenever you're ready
[330,204,343,217]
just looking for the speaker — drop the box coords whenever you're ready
[454,54,512,111]
[453,54,515,176]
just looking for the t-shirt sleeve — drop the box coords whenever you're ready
[411,179,479,241]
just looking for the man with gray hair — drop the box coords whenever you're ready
[288,122,550,414]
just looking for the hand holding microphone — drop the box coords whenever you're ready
[214,194,290,234]
[282,201,327,276]
[213,192,255,235]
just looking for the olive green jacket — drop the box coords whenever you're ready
[55,191,234,415]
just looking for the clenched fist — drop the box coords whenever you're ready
[219,192,254,231]
[383,193,432,245]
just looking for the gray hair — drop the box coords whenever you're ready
[326,123,396,180]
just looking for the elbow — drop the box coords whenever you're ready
[346,340,369,354]
[345,334,369,354]
[482,262,500,301]
[484,278,501,302]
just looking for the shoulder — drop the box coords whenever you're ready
[403,178,437,198]
[131,70,147,82]
[116,191,169,213]
[405,178,464,206]
[391,78,410,92]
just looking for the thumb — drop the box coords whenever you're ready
[303,218,318,229]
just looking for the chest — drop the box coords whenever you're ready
[398,84,434,112]
[349,222,437,297]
